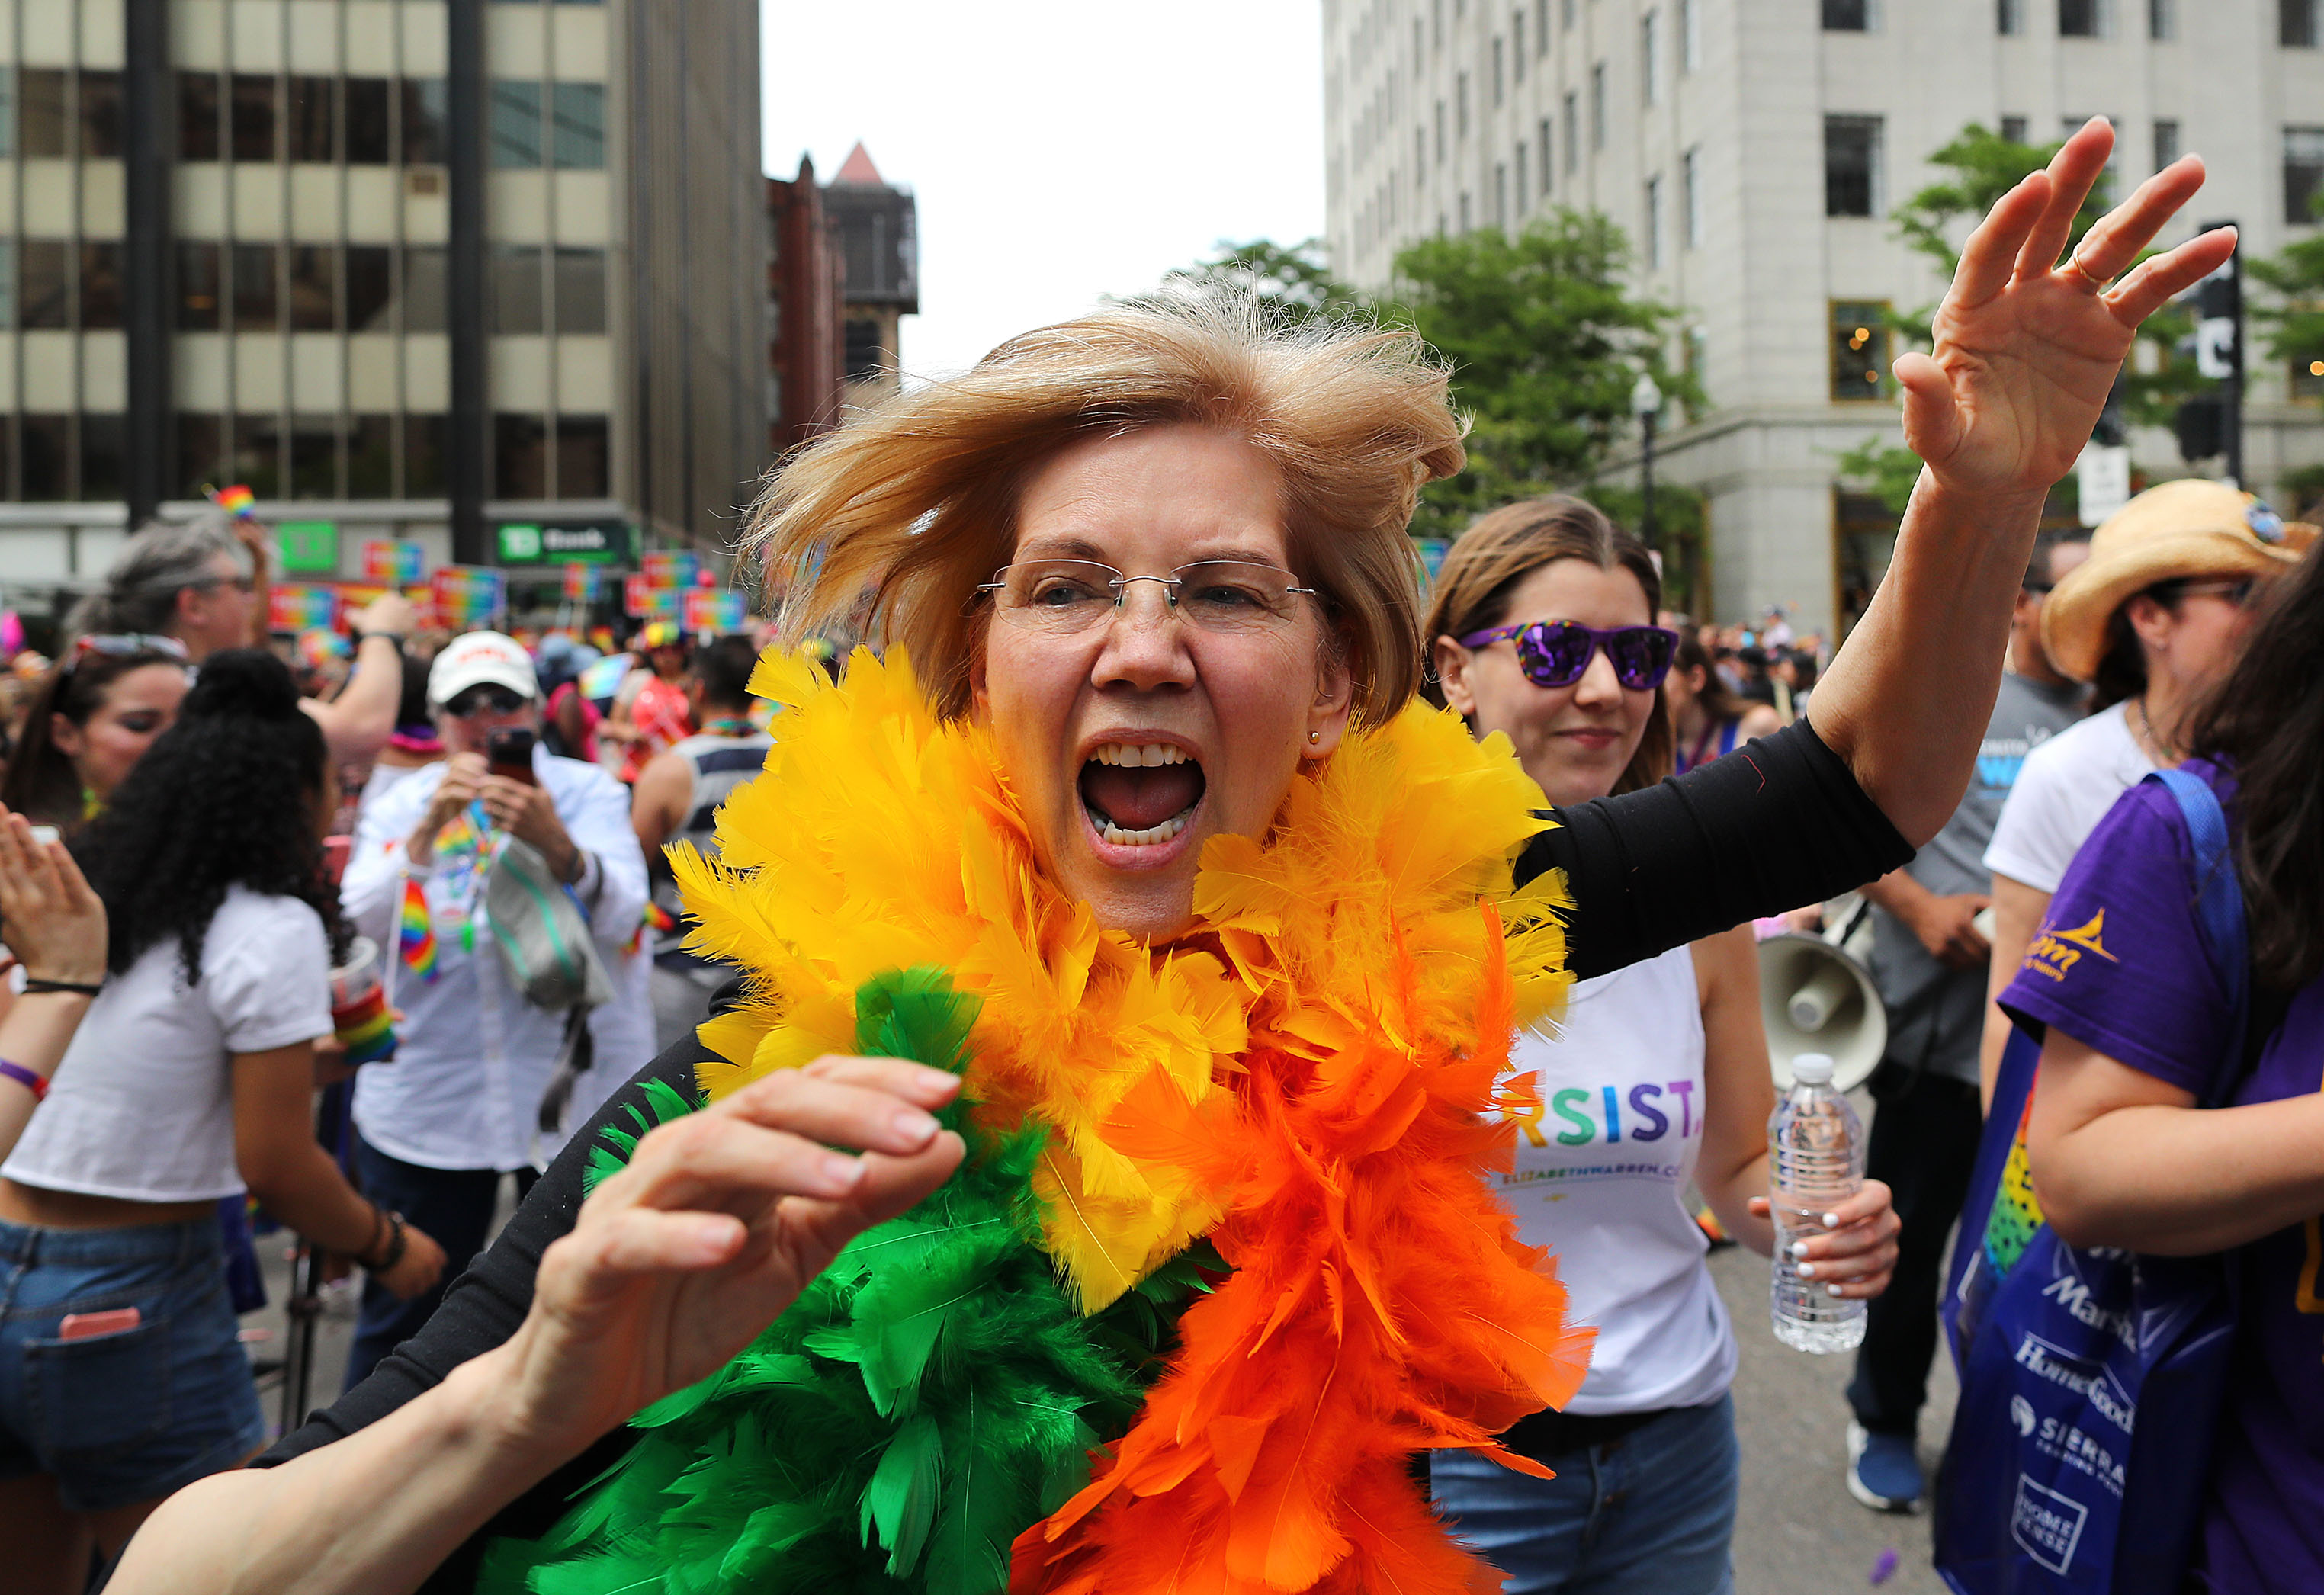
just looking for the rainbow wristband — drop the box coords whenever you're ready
[0,1058,47,1102]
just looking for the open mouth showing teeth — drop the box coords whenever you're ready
[1078,743,1206,846]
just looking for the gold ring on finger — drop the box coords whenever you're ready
[2063,249,2109,292]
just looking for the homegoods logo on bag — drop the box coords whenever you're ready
[2012,1332,2138,1433]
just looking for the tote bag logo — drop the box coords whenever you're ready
[2012,1475,2090,1574]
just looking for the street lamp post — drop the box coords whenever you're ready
[1630,371,1664,551]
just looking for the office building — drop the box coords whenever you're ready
[1324,0,2324,631]
[0,0,765,605]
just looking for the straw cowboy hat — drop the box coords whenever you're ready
[2040,479,2317,683]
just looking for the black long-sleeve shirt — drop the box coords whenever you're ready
[252,719,1908,1590]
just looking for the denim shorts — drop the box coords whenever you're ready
[0,1215,265,1512]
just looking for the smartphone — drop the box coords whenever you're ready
[485,726,538,786]
[27,825,59,846]
[59,1307,142,1340]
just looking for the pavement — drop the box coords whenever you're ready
[239,1093,1960,1595]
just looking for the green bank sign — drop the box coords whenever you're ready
[496,521,633,566]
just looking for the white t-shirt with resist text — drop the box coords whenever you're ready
[1981,700,2158,895]
[4,887,333,1202]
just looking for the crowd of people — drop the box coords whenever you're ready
[0,118,2307,1595]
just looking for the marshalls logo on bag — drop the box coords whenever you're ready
[2012,1475,2090,1574]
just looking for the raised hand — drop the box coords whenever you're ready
[1899,117,2237,499]
[492,1056,965,1458]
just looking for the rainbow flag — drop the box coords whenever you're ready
[209,483,257,518]
[399,877,438,982]
[332,984,398,1065]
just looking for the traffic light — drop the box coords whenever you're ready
[2175,394,2224,462]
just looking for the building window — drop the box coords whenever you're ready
[348,415,394,497]
[233,243,278,329]
[1831,300,1893,400]
[1492,38,1504,106]
[1513,11,1526,79]
[1415,127,1426,185]
[1536,0,1549,53]
[230,74,278,162]
[1683,145,1702,245]
[79,70,123,157]
[1562,91,1578,169]
[346,245,393,331]
[495,413,547,498]
[1456,71,1469,138]
[1496,161,1509,228]
[403,246,447,332]
[1433,0,1443,47]
[1562,0,1574,28]
[843,319,884,380]
[79,243,124,329]
[176,413,223,498]
[550,82,605,168]
[2287,126,2324,222]
[177,240,222,329]
[1822,0,1870,30]
[553,416,608,497]
[1459,191,1472,232]
[1998,0,2024,32]
[2060,0,2102,37]
[79,415,124,502]
[1825,114,1883,217]
[20,69,67,157]
[19,241,69,329]
[289,416,339,499]
[554,247,606,333]
[20,416,69,499]
[178,72,220,159]
[2153,118,2181,172]
[1590,63,1606,149]
[287,245,335,331]
[288,75,335,162]
[402,79,447,165]
[406,415,448,495]
[2285,0,2319,46]
[345,79,390,164]
[2150,0,2175,38]
[1642,11,1659,103]
[491,244,544,333]
[490,80,542,167]
[1645,174,1664,267]
[1434,98,1446,162]
[2001,114,2029,144]
[1514,143,1529,213]
[1680,0,1700,69]
[1539,117,1553,191]
[231,416,281,497]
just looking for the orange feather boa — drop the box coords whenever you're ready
[676,648,1595,1593]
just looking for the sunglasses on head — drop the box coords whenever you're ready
[73,633,191,663]
[1459,620,1680,692]
[444,685,529,719]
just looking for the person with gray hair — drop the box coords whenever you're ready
[72,517,412,764]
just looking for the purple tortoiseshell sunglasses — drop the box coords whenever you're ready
[1457,620,1680,692]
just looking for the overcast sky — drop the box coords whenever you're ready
[761,1,1326,383]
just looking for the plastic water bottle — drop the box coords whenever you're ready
[1769,1052,1866,1353]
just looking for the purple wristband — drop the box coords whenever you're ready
[0,1058,47,1102]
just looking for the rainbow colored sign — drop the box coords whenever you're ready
[430,565,506,631]
[682,588,750,635]
[268,584,339,633]
[639,550,700,590]
[361,539,426,584]
[624,575,679,619]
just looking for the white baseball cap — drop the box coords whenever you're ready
[428,631,540,708]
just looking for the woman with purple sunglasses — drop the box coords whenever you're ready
[1423,496,1902,1594]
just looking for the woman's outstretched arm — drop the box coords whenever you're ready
[1805,118,2233,846]
[107,1057,966,1595]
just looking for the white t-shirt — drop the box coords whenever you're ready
[1981,700,2158,894]
[1488,945,1737,1415]
[4,887,333,1202]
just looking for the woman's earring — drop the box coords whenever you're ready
[1308,730,1321,745]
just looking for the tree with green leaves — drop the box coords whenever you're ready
[1890,122,2194,427]
[1385,209,1694,539]
[1161,239,1368,324]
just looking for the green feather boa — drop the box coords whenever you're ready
[474,968,1217,1594]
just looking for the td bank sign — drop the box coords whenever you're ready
[496,521,634,566]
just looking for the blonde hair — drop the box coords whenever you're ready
[740,293,1466,723]
[1421,496,1675,795]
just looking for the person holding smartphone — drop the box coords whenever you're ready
[335,631,653,1390]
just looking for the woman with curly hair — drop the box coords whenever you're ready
[0,650,446,1595]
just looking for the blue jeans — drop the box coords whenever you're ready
[0,1216,265,1512]
[1430,1393,1739,1595]
[345,1135,536,1391]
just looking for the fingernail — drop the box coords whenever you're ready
[892,1108,940,1145]
[1822,1212,1841,1229]
[1796,1261,1817,1279]
[820,1153,865,1189]
[1790,1240,1812,1260]
[1827,1283,1846,1298]
[692,1218,737,1253]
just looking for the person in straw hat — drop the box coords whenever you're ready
[1976,479,2315,1100]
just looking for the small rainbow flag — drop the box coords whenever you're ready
[399,877,439,982]
[331,984,397,1065]
[208,483,257,518]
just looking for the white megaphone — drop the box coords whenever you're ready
[1757,894,1886,1093]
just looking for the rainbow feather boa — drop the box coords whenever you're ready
[486,647,1594,1594]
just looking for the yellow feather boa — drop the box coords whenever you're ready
[672,646,1574,1314]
